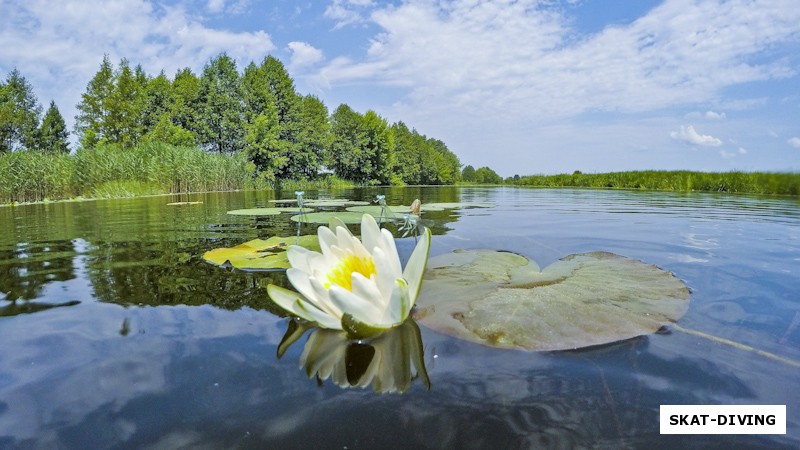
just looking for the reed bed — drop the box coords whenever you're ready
[515,170,800,196]
[1,143,265,204]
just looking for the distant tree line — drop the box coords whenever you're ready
[2,54,485,186]
[0,69,70,154]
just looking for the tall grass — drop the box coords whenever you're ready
[0,151,75,203]
[514,170,800,196]
[1,143,267,204]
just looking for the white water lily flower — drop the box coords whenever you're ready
[268,213,431,336]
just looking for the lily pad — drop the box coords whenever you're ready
[425,202,495,209]
[202,235,320,271]
[345,205,444,215]
[227,207,314,216]
[290,211,370,224]
[167,201,203,206]
[304,199,370,207]
[414,250,690,351]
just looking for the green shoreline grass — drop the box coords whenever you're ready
[0,143,355,205]
[3,144,798,205]
[512,170,800,196]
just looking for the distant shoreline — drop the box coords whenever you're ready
[507,170,799,197]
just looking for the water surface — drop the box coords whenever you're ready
[0,187,798,449]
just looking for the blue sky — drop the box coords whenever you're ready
[2,0,799,175]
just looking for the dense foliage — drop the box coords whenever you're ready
[2,53,468,199]
[68,54,462,186]
[513,170,800,196]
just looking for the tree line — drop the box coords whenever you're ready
[1,54,473,186]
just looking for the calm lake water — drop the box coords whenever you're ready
[0,186,798,449]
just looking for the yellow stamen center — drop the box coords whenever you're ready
[325,255,377,292]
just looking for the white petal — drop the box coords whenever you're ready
[402,226,431,306]
[328,285,385,325]
[267,284,340,329]
[372,247,399,300]
[287,245,321,273]
[296,301,343,330]
[317,225,338,258]
[387,277,411,323]
[287,268,340,317]
[350,272,387,309]
[329,217,347,233]
[360,214,382,253]
[379,228,402,275]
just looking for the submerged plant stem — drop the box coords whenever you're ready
[673,324,800,369]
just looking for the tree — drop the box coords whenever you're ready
[170,67,201,137]
[0,68,42,152]
[141,71,173,134]
[462,165,476,182]
[37,100,70,153]
[196,54,245,154]
[104,58,147,147]
[75,55,114,148]
[474,166,502,184]
[391,122,422,184]
[294,95,329,178]
[329,104,366,181]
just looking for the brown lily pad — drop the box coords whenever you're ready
[414,250,690,351]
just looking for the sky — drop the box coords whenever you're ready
[1,0,799,176]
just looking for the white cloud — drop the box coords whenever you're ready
[287,42,324,71]
[324,0,373,29]
[312,0,800,124]
[789,137,800,148]
[0,0,273,144]
[704,111,727,120]
[207,0,225,13]
[670,125,723,147]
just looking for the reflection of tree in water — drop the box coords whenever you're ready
[85,238,289,313]
[0,240,76,301]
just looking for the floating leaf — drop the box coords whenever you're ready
[304,199,370,207]
[290,211,369,224]
[425,202,495,209]
[227,207,314,216]
[202,235,320,271]
[414,250,690,351]
[167,201,203,206]
[345,205,444,215]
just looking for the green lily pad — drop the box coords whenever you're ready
[304,199,370,207]
[345,205,444,215]
[227,207,314,216]
[414,250,690,351]
[290,211,369,224]
[425,202,495,209]
[202,235,320,271]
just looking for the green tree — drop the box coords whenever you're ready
[0,68,42,152]
[170,67,201,138]
[37,100,70,153]
[462,165,476,182]
[75,55,114,148]
[295,95,329,179]
[330,105,394,184]
[260,56,306,179]
[391,121,422,184]
[104,59,147,147]
[474,166,502,184]
[329,103,366,181]
[141,71,173,134]
[196,54,245,154]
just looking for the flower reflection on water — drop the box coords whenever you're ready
[277,318,430,394]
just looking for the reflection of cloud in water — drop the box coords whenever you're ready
[0,303,287,447]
